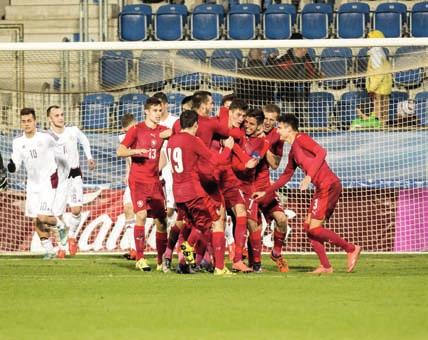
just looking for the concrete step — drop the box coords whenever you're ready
[6,4,119,20]
[3,18,117,29]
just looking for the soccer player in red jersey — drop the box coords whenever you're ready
[254,104,290,272]
[117,97,170,272]
[167,110,236,275]
[253,114,362,274]
[232,109,271,273]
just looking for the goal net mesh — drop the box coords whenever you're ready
[0,40,427,254]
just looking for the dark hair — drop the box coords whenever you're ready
[121,113,135,128]
[20,107,36,120]
[278,114,299,131]
[263,104,280,116]
[229,98,248,112]
[144,97,162,110]
[192,91,212,110]
[153,92,168,104]
[221,94,235,106]
[181,95,193,108]
[246,108,265,125]
[290,32,303,40]
[46,105,60,117]
[180,110,199,129]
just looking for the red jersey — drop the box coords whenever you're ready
[167,132,232,203]
[121,122,167,182]
[233,135,270,193]
[254,127,284,191]
[266,133,339,194]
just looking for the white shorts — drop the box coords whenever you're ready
[52,177,71,216]
[162,166,175,209]
[123,185,132,206]
[25,186,57,218]
[67,176,84,208]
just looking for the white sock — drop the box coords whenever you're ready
[125,223,136,249]
[41,239,54,253]
[55,217,65,230]
[167,211,177,229]
[68,213,81,238]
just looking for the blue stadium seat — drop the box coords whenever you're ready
[308,92,335,128]
[411,2,428,37]
[415,91,428,126]
[389,91,409,123]
[227,4,261,40]
[81,93,114,129]
[210,49,243,90]
[393,46,424,88]
[154,4,187,41]
[263,4,295,39]
[191,4,224,40]
[118,4,152,41]
[117,93,148,123]
[301,3,333,39]
[100,50,133,88]
[320,47,353,89]
[138,50,169,91]
[337,91,369,127]
[173,49,206,89]
[166,92,186,116]
[374,3,407,38]
[212,92,224,113]
[337,2,370,39]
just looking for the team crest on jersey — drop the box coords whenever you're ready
[151,139,157,148]
[137,200,144,208]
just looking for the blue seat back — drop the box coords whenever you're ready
[228,5,260,40]
[210,49,243,89]
[301,4,332,39]
[138,50,169,91]
[166,93,186,116]
[374,3,406,37]
[308,92,335,128]
[320,47,352,89]
[155,5,187,41]
[337,3,370,39]
[302,3,333,23]
[389,91,409,122]
[191,4,224,40]
[338,2,370,23]
[411,2,428,37]
[263,5,293,39]
[415,91,428,126]
[211,92,224,113]
[230,4,261,24]
[337,91,369,125]
[100,50,132,88]
[265,4,297,25]
[82,93,114,129]
[376,2,407,23]
[174,49,206,89]
[394,46,424,87]
[119,4,152,41]
[118,93,148,123]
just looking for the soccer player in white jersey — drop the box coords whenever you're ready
[8,108,67,259]
[153,92,178,226]
[46,105,96,256]
[118,113,137,260]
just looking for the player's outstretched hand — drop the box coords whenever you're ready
[88,159,96,171]
[223,137,234,149]
[246,158,259,169]
[134,148,149,156]
[299,176,312,191]
[252,191,266,201]
[160,129,172,139]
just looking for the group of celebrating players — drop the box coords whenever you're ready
[7,90,361,275]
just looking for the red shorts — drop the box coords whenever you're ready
[200,175,225,207]
[259,192,284,224]
[309,181,342,220]
[242,190,259,223]
[129,179,166,219]
[176,195,220,231]
[222,186,245,209]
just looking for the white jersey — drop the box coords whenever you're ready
[51,126,93,169]
[159,114,178,130]
[11,131,61,192]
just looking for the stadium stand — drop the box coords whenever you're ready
[263,4,295,40]
[337,2,370,39]
[411,2,428,37]
[117,93,149,123]
[301,3,333,39]
[81,93,114,129]
[119,4,152,41]
[227,4,261,40]
[154,4,187,41]
[190,4,224,40]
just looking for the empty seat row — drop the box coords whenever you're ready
[81,90,428,129]
[118,2,428,41]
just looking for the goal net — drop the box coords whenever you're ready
[0,39,427,254]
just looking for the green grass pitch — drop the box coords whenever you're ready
[1,254,427,340]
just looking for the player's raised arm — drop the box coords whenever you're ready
[194,135,234,166]
[73,126,96,170]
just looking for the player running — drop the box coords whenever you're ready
[7,108,67,259]
[167,110,235,275]
[46,105,96,257]
[117,97,171,272]
[253,114,362,274]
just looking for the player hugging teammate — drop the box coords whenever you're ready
[6,92,361,274]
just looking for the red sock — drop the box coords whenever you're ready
[155,231,167,265]
[233,216,247,263]
[195,234,208,265]
[134,225,145,260]
[307,232,331,268]
[212,231,225,270]
[309,227,355,253]
[182,224,192,241]
[249,229,262,263]
[165,224,181,259]
[187,228,202,247]
[272,229,286,257]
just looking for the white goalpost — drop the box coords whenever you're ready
[0,38,427,255]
